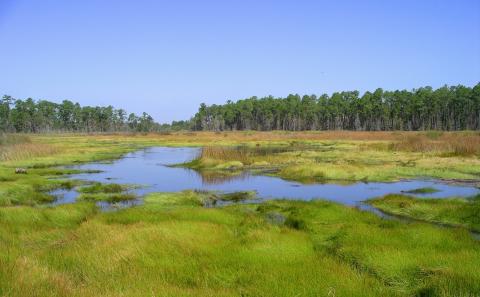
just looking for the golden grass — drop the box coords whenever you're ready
[0,133,31,145]
[393,133,480,155]
[48,130,417,143]
[0,143,62,162]
[200,146,251,163]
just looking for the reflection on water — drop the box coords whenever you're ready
[196,170,252,185]
[51,147,480,207]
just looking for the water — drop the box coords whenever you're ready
[51,147,480,208]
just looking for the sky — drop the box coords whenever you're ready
[0,0,479,123]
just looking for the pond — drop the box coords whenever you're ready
[51,147,480,210]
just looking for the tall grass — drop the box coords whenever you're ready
[0,143,62,162]
[0,133,62,162]
[0,133,31,145]
[199,145,313,165]
[393,133,480,156]
[200,146,251,164]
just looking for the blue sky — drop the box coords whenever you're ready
[1,0,479,122]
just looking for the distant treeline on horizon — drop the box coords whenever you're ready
[192,83,480,131]
[1,83,479,133]
[0,96,158,133]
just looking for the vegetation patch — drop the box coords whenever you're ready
[79,192,137,202]
[196,190,257,207]
[78,182,126,194]
[402,187,440,194]
[76,182,139,202]
[368,194,480,232]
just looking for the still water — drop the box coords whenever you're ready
[51,147,479,208]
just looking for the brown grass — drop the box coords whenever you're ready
[200,145,302,164]
[0,143,62,162]
[200,146,251,163]
[34,130,480,145]
[0,133,31,145]
[58,130,406,142]
[393,133,480,156]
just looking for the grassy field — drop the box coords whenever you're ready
[1,191,480,297]
[1,131,480,296]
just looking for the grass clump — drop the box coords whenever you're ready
[78,182,125,194]
[402,187,440,194]
[368,194,480,232]
[79,192,137,202]
[77,183,138,202]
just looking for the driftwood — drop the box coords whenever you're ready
[15,168,27,174]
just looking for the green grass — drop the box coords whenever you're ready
[1,191,479,296]
[1,132,480,296]
[78,183,125,194]
[78,192,137,202]
[368,194,480,232]
[402,187,440,194]
[185,140,480,183]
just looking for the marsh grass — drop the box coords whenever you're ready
[78,183,138,202]
[1,190,480,296]
[0,132,478,296]
[0,133,31,145]
[199,145,304,165]
[195,190,257,207]
[259,199,480,296]
[0,133,62,162]
[2,132,479,207]
[402,187,440,194]
[79,192,137,202]
[368,194,480,232]
[0,143,62,162]
[184,132,480,183]
[78,183,125,194]
[393,133,480,156]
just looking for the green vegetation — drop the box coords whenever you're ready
[3,83,480,133]
[1,132,479,296]
[0,95,157,133]
[403,187,440,194]
[368,194,480,232]
[1,132,479,207]
[193,83,480,131]
[1,191,479,296]
[79,182,125,194]
[185,135,480,183]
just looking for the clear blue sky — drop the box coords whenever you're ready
[1,0,479,122]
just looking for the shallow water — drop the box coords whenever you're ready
[51,147,480,208]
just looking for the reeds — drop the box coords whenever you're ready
[0,143,61,162]
[0,133,31,145]
[393,133,480,156]
[200,146,251,163]
[199,145,299,164]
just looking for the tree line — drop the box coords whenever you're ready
[0,96,158,133]
[3,83,479,133]
[192,83,480,131]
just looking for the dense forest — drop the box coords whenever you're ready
[2,83,479,133]
[0,96,159,133]
[193,84,480,131]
